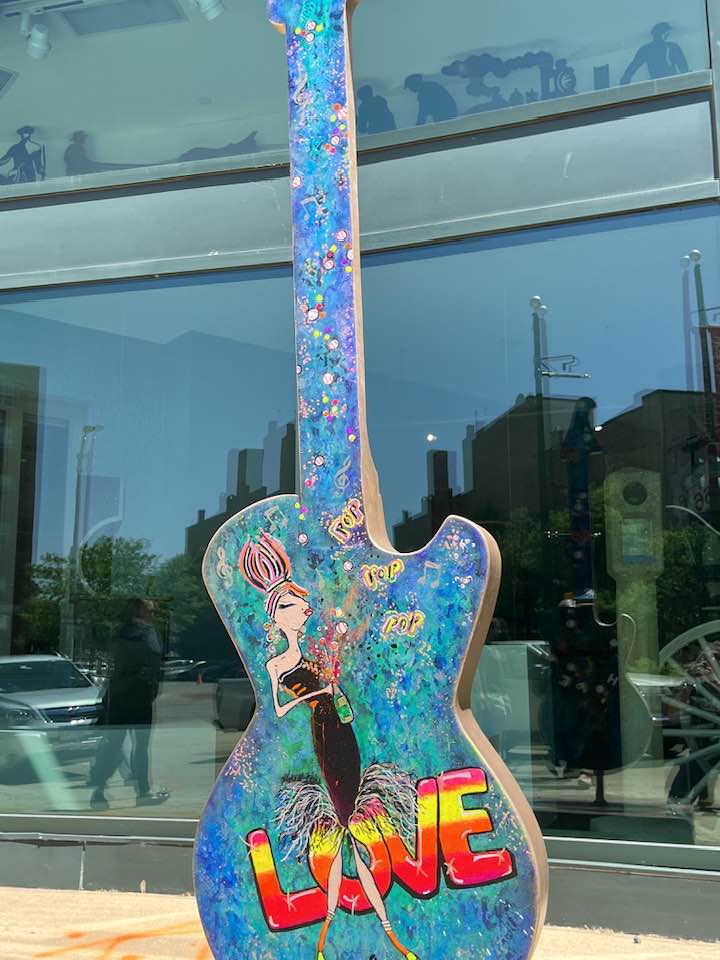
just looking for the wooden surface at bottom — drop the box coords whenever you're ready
[0,887,716,960]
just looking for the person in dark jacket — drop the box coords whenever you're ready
[90,598,168,809]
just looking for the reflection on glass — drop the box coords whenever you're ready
[353,0,708,136]
[1,206,720,855]
[362,204,720,847]
[0,0,710,193]
[0,271,294,817]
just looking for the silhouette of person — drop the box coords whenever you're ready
[0,126,45,183]
[404,74,458,125]
[356,85,396,134]
[90,598,168,809]
[64,131,104,176]
[621,23,689,84]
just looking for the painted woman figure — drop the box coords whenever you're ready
[239,532,418,960]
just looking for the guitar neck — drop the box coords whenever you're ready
[279,1,377,527]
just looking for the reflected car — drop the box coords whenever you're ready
[0,694,46,773]
[163,660,210,682]
[215,669,255,732]
[0,655,104,766]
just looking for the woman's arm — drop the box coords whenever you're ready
[267,663,331,718]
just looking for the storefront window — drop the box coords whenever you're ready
[363,203,720,850]
[1,203,719,854]
[0,0,709,195]
[0,270,295,817]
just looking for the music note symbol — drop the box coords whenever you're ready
[418,560,441,589]
[334,455,352,491]
[265,505,289,532]
[216,547,233,586]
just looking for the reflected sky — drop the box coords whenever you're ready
[2,202,719,560]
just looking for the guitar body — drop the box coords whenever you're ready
[195,3,547,958]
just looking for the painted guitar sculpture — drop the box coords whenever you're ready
[194,3,548,959]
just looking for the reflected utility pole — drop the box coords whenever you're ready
[684,249,720,525]
[530,296,591,605]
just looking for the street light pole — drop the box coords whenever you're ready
[689,250,716,442]
[531,296,549,538]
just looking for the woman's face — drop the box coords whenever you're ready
[274,592,312,635]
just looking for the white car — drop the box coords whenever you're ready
[0,655,104,770]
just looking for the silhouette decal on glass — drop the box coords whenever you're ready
[404,73,458,124]
[621,22,689,84]
[356,84,396,134]
[0,125,45,184]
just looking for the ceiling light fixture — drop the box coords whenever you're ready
[19,12,51,60]
[194,0,225,21]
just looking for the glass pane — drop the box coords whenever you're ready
[354,0,709,136]
[0,271,294,818]
[0,3,288,194]
[363,203,720,848]
[0,1,709,195]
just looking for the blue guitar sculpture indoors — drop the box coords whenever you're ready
[194,3,549,959]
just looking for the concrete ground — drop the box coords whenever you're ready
[0,888,716,960]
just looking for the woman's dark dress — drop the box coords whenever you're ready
[280,658,360,825]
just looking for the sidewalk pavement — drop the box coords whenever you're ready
[1,887,716,960]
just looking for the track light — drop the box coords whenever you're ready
[19,12,51,60]
[27,23,51,59]
[195,0,225,21]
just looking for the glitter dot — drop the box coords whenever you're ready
[331,136,340,146]
[323,334,331,341]
[294,502,301,510]
[314,455,325,466]
[313,330,321,338]
[316,294,323,303]
[323,373,334,385]
[330,114,337,123]
[292,175,302,188]
[294,27,302,34]
[337,230,348,241]
[332,398,339,406]
[304,478,312,487]
[306,19,316,29]
[298,533,309,545]
[305,33,314,42]
[322,394,329,403]
[299,514,306,520]
[336,622,348,635]
[300,506,308,514]
[316,23,324,31]
[296,365,302,375]
[345,266,353,273]
[348,434,356,442]
[343,561,353,571]
[328,339,339,350]
[324,260,335,270]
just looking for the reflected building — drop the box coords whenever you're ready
[0,363,40,655]
[393,388,709,638]
[186,422,296,557]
